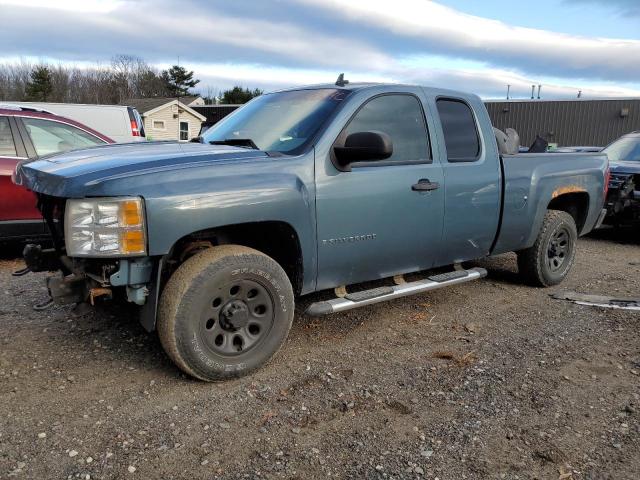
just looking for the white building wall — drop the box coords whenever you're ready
[144,105,202,141]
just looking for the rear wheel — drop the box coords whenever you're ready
[517,210,577,287]
[157,245,294,381]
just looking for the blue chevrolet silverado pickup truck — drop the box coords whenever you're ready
[16,81,609,380]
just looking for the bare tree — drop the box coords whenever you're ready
[49,64,71,102]
[0,55,175,104]
[200,85,220,104]
[0,60,33,101]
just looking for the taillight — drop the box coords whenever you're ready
[130,119,140,137]
[603,165,610,198]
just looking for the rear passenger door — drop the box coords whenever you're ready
[432,97,501,264]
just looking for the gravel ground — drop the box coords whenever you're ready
[0,229,638,480]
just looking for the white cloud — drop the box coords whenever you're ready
[1,0,639,98]
[408,65,640,99]
[0,0,125,13]
[2,53,638,99]
[295,0,640,78]
[0,1,394,72]
[152,60,640,99]
[141,10,394,72]
[162,62,393,90]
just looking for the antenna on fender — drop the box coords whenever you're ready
[335,73,349,87]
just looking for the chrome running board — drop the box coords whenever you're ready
[305,267,487,316]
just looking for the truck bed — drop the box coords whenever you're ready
[492,152,608,255]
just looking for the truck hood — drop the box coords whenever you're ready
[16,141,269,197]
[610,161,640,175]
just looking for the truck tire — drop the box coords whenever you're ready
[157,245,294,381]
[517,210,577,287]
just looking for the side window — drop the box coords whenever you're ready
[21,118,105,157]
[343,94,430,163]
[436,99,481,162]
[0,117,17,157]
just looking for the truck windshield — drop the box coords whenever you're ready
[202,89,351,154]
[603,136,640,162]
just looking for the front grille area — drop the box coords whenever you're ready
[608,173,634,191]
[605,172,638,223]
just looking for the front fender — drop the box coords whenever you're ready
[144,167,316,293]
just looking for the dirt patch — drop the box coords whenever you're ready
[0,229,639,479]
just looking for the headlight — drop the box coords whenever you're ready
[64,197,147,257]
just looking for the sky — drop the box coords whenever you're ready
[0,0,639,99]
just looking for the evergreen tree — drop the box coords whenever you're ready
[24,66,53,101]
[161,65,200,96]
[220,86,263,104]
[137,70,169,98]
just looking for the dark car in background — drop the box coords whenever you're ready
[602,131,640,227]
[0,105,113,241]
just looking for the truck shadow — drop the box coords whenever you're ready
[19,253,536,380]
[72,293,358,380]
[468,254,523,286]
[0,242,25,260]
[587,226,640,245]
[0,239,53,260]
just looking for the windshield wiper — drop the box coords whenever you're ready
[209,138,259,150]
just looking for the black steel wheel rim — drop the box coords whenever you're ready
[199,278,275,357]
[546,226,572,272]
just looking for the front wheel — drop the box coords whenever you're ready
[157,245,294,381]
[517,210,577,287]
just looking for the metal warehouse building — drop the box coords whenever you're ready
[192,105,240,132]
[190,99,640,149]
[485,98,640,148]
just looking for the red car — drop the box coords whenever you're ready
[0,105,113,241]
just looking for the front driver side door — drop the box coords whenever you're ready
[315,92,445,290]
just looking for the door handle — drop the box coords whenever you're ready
[411,179,440,192]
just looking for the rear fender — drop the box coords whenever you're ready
[493,154,607,254]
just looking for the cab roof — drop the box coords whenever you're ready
[270,82,478,101]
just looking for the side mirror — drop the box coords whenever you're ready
[333,131,393,169]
